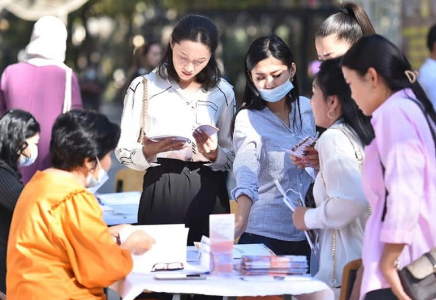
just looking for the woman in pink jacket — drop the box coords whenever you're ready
[342,34,436,300]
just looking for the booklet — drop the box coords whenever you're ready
[282,134,319,158]
[148,135,190,142]
[193,124,219,137]
[274,179,320,258]
[148,125,218,143]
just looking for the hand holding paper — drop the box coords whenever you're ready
[193,125,219,161]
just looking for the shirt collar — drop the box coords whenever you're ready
[371,88,412,126]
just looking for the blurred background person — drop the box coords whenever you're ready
[0,109,40,295]
[7,110,153,300]
[80,64,103,111]
[418,23,436,108]
[0,16,83,184]
[126,40,163,84]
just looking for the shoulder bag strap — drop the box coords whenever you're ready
[137,77,148,143]
[63,67,72,113]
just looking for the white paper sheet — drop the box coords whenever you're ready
[119,224,189,274]
[96,191,141,206]
[233,244,276,259]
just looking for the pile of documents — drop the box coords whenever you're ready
[237,255,308,277]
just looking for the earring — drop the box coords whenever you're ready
[327,110,334,119]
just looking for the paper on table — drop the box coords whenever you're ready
[119,224,189,274]
[193,124,219,136]
[96,191,141,206]
[274,179,320,258]
[233,244,276,259]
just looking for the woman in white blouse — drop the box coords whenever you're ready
[116,14,235,247]
[292,58,374,297]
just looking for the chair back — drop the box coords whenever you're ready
[340,259,362,300]
[115,168,146,192]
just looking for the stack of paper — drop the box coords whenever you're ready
[237,255,308,277]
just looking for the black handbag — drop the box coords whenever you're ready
[398,249,436,300]
[380,96,436,300]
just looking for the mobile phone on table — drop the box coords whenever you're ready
[154,273,206,280]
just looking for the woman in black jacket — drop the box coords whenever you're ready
[0,109,40,294]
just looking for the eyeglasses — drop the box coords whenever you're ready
[151,262,184,272]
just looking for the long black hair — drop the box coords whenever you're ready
[341,34,436,124]
[317,2,375,44]
[50,110,120,171]
[316,57,374,146]
[0,109,40,171]
[158,14,221,91]
[231,35,302,134]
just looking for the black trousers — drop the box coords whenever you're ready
[364,288,398,300]
[138,158,230,245]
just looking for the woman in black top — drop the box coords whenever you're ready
[0,109,40,294]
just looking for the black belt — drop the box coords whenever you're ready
[156,158,206,172]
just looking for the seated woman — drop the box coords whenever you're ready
[0,109,40,294]
[292,58,374,299]
[6,110,154,300]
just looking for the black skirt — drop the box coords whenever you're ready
[138,158,230,245]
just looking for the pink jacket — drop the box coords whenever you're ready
[360,88,436,298]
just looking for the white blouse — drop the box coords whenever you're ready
[115,69,236,172]
[304,122,369,286]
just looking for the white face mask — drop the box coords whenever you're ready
[19,144,38,167]
[258,78,294,103]
[86,157,109,191]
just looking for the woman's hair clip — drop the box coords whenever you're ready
[339,7,349,15]
[404,70,418,84]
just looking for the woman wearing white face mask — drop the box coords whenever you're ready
[232,35,316,259]
[0,109,40,294]
[7,110,155,300]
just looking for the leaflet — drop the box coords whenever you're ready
[274,179,320,258]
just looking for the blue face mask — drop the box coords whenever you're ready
[258,79,294,103]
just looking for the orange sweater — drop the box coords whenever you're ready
[7,171,133,300]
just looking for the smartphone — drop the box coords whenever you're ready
[154,273,207,280]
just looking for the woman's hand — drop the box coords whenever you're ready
[142,136,186,158]
[380,243,412,300]
[292,206,310,231]
[109,224,132,244]
[193,129,218,161]
[121,230,155,255]
[290,146,319,170]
